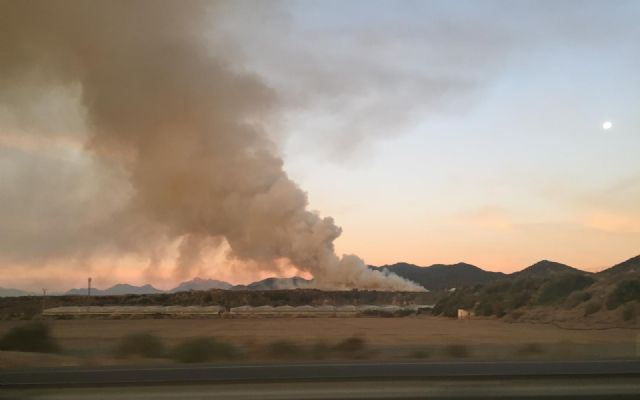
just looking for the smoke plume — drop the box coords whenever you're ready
[0,0,423,291]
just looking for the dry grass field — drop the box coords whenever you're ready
[1,316,637,368]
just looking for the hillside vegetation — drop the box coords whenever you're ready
[433,257,640,328]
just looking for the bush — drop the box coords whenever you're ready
[0,322,59,353]
[565,290,592,308]
[333,337,366,355]
[171,337,239,363]
[361,309,394,318]
[606,280,640,310]
[433,278,541,318]
[114,333,165,359]
[509,310,524,320]
[311,341,331,360]
[433,291,476,317]
[264,340,305,359]
[393,309,414,317]
[584,300,601,316]
[536,273,595,305]
[515,343,544,357]
[444,344,470,358]
[475,302,493,316]
[408,348,431,359]
[484,280,512,295]
[622,303,637,321]
[508,292,532,309]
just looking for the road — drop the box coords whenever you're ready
[1,360,639,399]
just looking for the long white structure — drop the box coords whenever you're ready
[43,305,224,317]
[43,304,434,318]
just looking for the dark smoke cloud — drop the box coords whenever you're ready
[0,0,422,290]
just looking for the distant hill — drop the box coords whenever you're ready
[170,278,232,292]
[370,262,505,291]
[64,278,310,295]
[599,255,640,275]
[432,255,639,328]
[66,284,162,296]
[510,260,582,278]
[234,277,311,291]
[0,287,36,297]
[8,255,640,297]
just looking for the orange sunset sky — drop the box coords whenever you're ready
[1,1,639,292]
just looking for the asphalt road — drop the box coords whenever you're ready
[2,378,640,400]
[1,360,639,399]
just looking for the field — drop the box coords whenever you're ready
[1,316,637,368]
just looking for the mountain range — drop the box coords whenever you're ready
[168,277,233,292]
[371,262,505,291]
[65,284,164,296]
[372,259,620,291]
[597,254,640,275]
[61,276,310,296]
[0,287,37,297]
[233,276,311,291]
[1,255,637,296]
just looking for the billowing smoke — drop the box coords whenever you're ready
[0,1,423,291]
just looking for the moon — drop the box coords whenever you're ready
[602,121,613,130]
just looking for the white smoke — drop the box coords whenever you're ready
[0,0,423,291]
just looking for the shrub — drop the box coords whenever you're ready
[606,280,640,310]
[508,292,531,309]
[565,290,592,308]
[484,280,512,294]
[622,303,637,322]
[433,278,545,318]
[202,292,214,303]
[408,348,431,359]
[584,300,601,316]
[333,337,366,355]
[171,337,239,363]
[509,310,524,320]
[311,341,331,360]
[515,343,544,357]
[433,291,476,317]
[475,302,493,316]
[393,309,414,317]
[537,273,595,305]
[264,340,305,359]
[361,309,394,318]
[0,322,59,353]
[114,333,165,359]
[444,344,470,358]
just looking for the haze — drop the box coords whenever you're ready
[0,0,639,292]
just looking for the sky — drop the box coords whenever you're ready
[0,0,639,291]
[228,0,640,270]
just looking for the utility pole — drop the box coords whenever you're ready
[41,288,47,314]
[87,277,92,312]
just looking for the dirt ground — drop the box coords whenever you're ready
[1,316,637,367]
